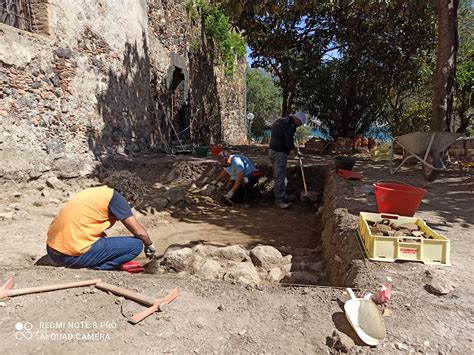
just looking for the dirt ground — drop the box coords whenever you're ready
[0,147,472,354]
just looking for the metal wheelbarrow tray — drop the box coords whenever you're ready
[390,132,464,181]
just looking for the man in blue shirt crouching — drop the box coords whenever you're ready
[214,151,261,206]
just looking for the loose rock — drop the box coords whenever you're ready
[426,277,456,295]
[224,262,260,285]
[162,247,193,272]
[165,187,187,206]
[0,211,14,221]
[250,245,284,271]
[46,176,65,190]
[399,223,419,231]
[326,330,354,353]
[266,267,284,283]
[193,259,223,280]
[214,245,249,262]
[154,197,169,210]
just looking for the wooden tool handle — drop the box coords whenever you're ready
[95,282,155,306]
[7,279,101,297]
[346,288,356,300]
[298,157,308,195]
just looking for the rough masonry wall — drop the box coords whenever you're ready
[0,0,246,181]
[0,0,150,181]
[148,0,246,147]
[218,63,247,145]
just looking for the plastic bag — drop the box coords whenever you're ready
[371,284,392,304]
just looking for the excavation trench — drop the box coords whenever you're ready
[103,155,361,287]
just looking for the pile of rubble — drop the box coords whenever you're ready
[368,219,433,240]
[303,138,331,155]
[145,243,326,286]
[146,244,292,285]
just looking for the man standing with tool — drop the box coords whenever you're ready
[46,171,156,271]
[214,150,261,206]
[268,111,306,209]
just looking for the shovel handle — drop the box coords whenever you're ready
[4,279,101,299]
[346,288,356,299]
[95,282,155,306]
[298,157,308,195]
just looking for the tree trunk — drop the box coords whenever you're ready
[431,0,459,132]
[281,87,294,117]
[456,109,471,133]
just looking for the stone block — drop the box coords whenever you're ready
[162,247,193,272]
[224,262,260,285]
[250,245,284,271]
[193,259,224,280]
[214,245,249,262]
[165,187,187,206]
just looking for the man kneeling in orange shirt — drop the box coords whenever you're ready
[46,171,155,270]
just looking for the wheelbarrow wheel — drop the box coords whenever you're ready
[422,152,442,181]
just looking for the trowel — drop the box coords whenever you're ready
[344,288,386,346]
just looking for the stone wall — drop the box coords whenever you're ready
[148,0,246,147]
[320,168,371,287]
[0,0,246,181]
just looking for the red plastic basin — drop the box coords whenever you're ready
[373,181,426,217]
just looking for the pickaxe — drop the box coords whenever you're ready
[95,282,179,324]
[0,277,101,300]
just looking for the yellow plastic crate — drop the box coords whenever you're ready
[358,212,451,266]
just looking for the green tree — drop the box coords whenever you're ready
[431,0,459,131]
[186,0,246,74]
[246,68,282,137]
[227,1,337,115]
[296,1,434,139]
[454,0,473,132]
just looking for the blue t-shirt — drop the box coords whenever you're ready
[108,190,133,220]
[224,154,256,180]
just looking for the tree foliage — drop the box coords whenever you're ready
[186,0,246,74]
[246,68,282,137]
[222,0,471,138]
[454,0,473,132]
[296,1,435,138]
[225,1,336,115]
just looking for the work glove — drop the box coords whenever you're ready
[224,190,234,200]
[144,243,156,259]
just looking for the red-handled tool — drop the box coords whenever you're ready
[120,261,144,273]
[130,287,180,324]
[95,282,179,324]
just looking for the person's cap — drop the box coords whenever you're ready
[293,112,306,125]
[217,150,230,161]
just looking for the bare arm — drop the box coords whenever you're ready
[231,171,244,193]
[215,169,229,184]
[121,216,153,246]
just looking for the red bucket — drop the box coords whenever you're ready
[211,146,224,157]
[373,181,426,217]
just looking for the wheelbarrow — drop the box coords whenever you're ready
[390,132,464,181]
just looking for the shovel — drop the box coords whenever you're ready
[295,137,318,203]
[298,155,309,200]
[344,288,386,346]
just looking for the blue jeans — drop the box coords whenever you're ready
[47,237,144,270]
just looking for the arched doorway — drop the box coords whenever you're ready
[170,67,189,144]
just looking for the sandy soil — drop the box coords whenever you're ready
[0,148,472,354]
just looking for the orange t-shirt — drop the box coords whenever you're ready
[47,186,117,256]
